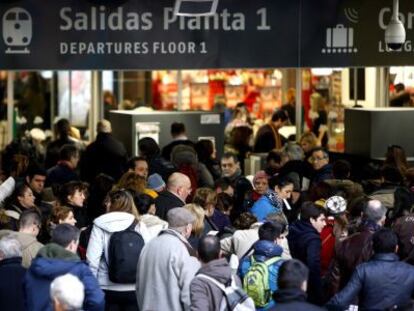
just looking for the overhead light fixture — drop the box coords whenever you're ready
[173,0,219,17]
[311,68,333,76]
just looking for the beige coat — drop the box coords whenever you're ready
[0,230,43,268]
[220,222,291,260]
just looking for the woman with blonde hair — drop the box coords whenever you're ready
[300,132,318,153]
[87,189,150,310]
[117,171,158,198]
[184,203,206,249]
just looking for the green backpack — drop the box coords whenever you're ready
[242,256,282,308]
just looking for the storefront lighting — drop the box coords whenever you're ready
[40,71,53,79]
[311,68,334,76]
[174,0,219,17]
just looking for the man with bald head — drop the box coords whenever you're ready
[155,172,192,220]
[328,199,387,294]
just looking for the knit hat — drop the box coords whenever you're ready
[325,196,347,215]
[147,173,166,192]
[167,207,196,228]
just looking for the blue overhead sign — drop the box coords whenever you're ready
[0,0,414,69]
[0,0,300,69]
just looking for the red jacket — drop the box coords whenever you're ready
[320,218,335,276]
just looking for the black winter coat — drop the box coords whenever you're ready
[328,253,414,311]
[45,137,77,169]
[80,133,128,183]
[288,220,323,305]
[155,190,185,220]
[148,155,177,182]
[310,164,334,189]
[46,163,79,187]
[271,288,326,311]
[0,257,26,311]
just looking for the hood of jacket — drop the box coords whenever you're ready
[37,243,79,261]
[253,240,284,258]
[15,232,41,250]
[141,214,168,228]
[288,220,319,242]
[197,258,232,284]
[93,211,135,233]
[31,243,80,279]
[263,190,283,210]
[273,288,307,303]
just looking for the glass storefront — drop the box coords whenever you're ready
[1,66,411,153]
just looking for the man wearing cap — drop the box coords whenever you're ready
[80,120,128,182]
[136,207,201,311]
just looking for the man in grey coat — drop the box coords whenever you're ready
[136,207,201,311]
[190,235,237,311]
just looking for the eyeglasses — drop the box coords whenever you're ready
[310,156,327,163]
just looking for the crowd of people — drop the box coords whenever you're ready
[1,108,414,311]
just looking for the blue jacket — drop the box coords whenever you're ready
[0,257,26,311]
[328,253,414,310]
[288,220,322,305]
[238,240,284,311]
[24,243,104,311]
[251,191,283,222]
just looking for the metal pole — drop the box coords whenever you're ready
[354,68,358,107]
[118,71,124,108]
[295,68,302,139]
[89,71,100,141]
[384,67,390,107]
[7,71,14,143]
[50,72,56,129]
[177,70,183,110]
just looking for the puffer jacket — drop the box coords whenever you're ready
[328,253,414,310]
[86,211,150,291]
[250,190,284,222]
[288,220,322,305]
[24,243,104,311]
[238,240,285,310]
[190,258,237,311]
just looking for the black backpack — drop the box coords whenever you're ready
[107,221,145,283]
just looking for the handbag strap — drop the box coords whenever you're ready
[268,123,282,149]
[197,274,236,292]
[197,274,226,291]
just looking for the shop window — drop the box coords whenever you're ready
[58,71,91,128]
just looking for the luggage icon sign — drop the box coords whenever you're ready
[322,24,358,54]
[2,7,32,54]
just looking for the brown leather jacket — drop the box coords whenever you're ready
[393,214,414,262]
[326,221,380,297]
